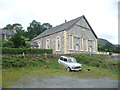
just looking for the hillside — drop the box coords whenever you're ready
[98,38,111,46]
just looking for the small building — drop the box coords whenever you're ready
[32,15,98,54]
[0,28,16,40]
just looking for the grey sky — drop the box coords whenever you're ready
[0,0,119,44]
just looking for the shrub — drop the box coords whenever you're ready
[2,41,14,48]
[2,48,53,54]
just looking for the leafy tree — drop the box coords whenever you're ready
[3,24,13,30]
[113,45,120,53]
[25,42,31,48]
[9,32,26,48]
[26,20,52,40]
[26,27,37,40]
[42,23,52,32]
[104,43,114,52]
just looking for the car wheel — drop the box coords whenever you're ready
[67,67,71,72]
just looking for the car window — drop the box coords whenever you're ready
[68,59,72,62]
[63,58,67,62]
[68,58,77,63]
[60,57,63,61]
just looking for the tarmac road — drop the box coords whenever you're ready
[12,75,119,88]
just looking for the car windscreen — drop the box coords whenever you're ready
[68,58,77,63]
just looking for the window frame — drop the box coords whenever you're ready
[68,34,74,50]
[46,39,50,49]
[56,36,61,51]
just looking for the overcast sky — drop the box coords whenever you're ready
[0,0,119,44]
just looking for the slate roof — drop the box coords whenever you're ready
[0,29,15,35]
[27,41,38,47]
[32,15,97,40]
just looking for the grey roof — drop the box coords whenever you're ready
[27,41,38,47]
[32,15,97,40]
[32,16,83,40]
[0,29,15,35]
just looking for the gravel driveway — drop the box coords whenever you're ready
[12,75,118,88]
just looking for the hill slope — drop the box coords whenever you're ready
[98,38,111,46]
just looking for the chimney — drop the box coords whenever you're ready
[65,20,67,23]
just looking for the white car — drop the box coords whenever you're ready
[58,56,82,71]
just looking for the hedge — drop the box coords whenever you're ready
[2,48,53,54]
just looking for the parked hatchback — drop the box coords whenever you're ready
[58,56,82,71]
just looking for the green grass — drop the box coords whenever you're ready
[2,54,119,88]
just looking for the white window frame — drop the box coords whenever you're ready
[46,39,50,49]
[56,36,61,51]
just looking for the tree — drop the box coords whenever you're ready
[9,32,26,48]
[42,23,52,32]
[103,42,114,52]
[26,20,52,40]
[113,45,120,53]
[3,24,13,30]
[26,26,37,40]
[25,42,31,48]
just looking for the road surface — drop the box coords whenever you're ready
[12,75,119,88]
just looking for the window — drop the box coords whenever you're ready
[38,41,41,48]
[46,39,50,49]
[60,57,63,60]
[63,58,67,62]
[69,35,74,50]
[56,36,61,51]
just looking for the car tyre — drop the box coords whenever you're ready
[67,67,71,72]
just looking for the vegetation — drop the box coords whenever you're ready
[2,54,119,72]
[3,20,52,40]
[98,38,120,53]
[2,48,53,54]
[2,54,119,87]
[2,41,14,48]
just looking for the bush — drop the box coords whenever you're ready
[2,41,14,48]
[2,48,53,54]
[2,56,45,68]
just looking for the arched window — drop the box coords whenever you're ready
[56,36,61,51]
[46,39,50,49]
